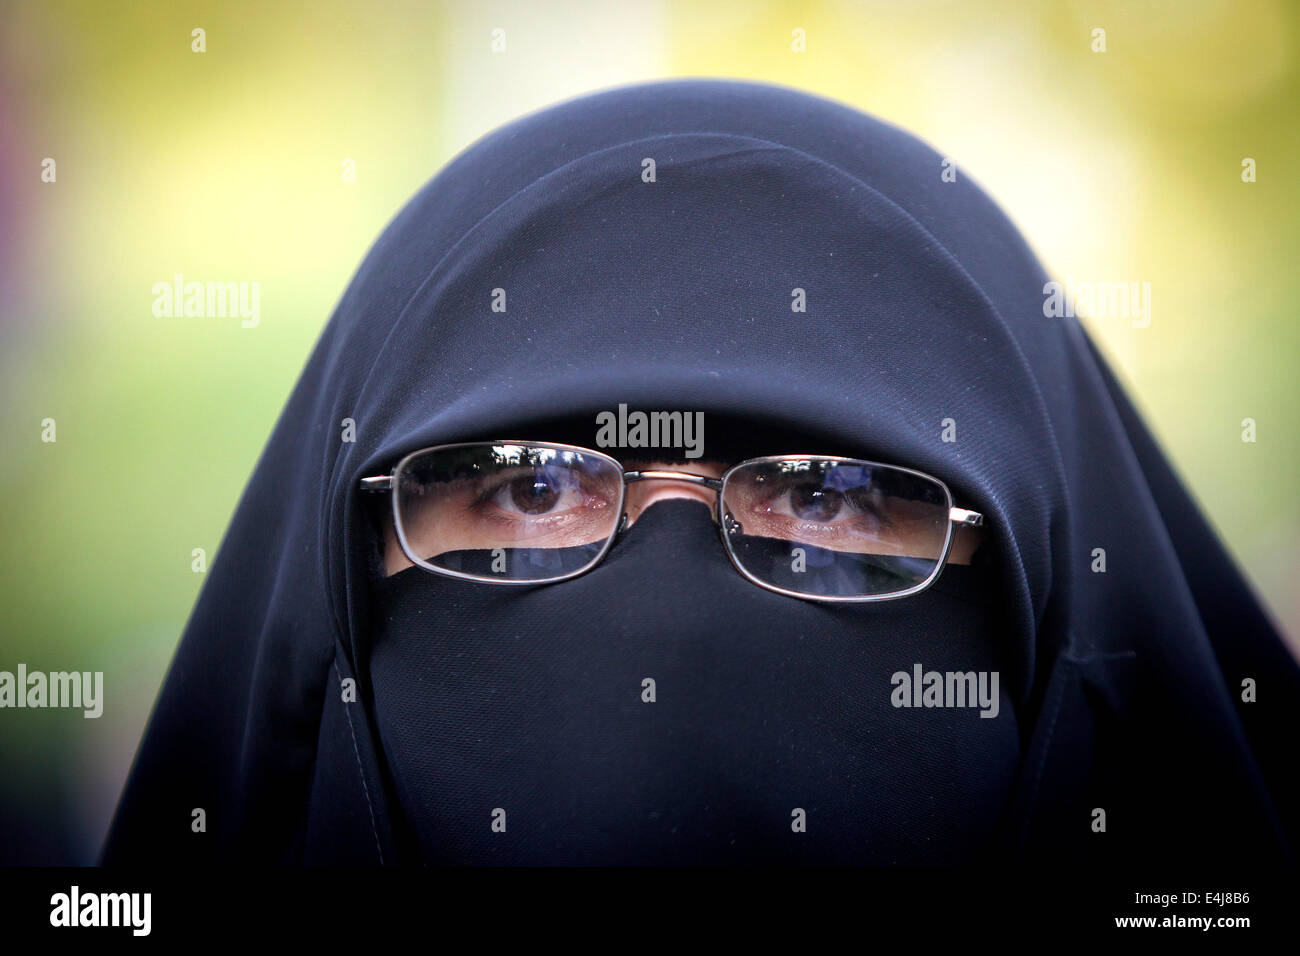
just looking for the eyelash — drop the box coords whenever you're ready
[754,479,894,532]
[470,471,601,519]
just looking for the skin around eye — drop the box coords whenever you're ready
[754,479,893,532]
[723,477,948,559]
[476,467,599,517]
[400,471,620,560]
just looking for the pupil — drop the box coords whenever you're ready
[791,483,841,521]
[510,471,560,514]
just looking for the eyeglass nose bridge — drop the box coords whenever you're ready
[616,470,726,539]
[623,470,724,490]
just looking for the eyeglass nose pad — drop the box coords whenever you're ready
[722,508,743,536]
[615,512,629,538]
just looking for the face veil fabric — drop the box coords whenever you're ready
[102,79,1298,867]
[369,494,1018,866]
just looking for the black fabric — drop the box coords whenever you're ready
[101,79,1299,867]
[369,498,1015,865]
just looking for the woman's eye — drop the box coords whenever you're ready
[786,482,843,522]
[761,480,888,530]
[498,473,561,514]
[483,469,586,517]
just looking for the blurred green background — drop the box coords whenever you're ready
[1,0,1296,863]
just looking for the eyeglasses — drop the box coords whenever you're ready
[359,441,985,602]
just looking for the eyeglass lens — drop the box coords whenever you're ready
[396,443,624,581]
[720,458,950,598]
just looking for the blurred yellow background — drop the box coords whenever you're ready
[1,0,1296,862]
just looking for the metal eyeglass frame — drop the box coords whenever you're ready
[359,440,985,603]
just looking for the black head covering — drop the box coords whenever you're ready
[102,79,1297,867]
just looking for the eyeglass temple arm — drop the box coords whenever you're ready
[359,472,984,527]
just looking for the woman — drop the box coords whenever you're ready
[102,79,1298,866]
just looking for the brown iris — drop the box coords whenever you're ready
[508,471,560,514]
